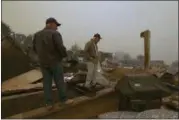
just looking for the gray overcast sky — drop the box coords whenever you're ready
[2,1,178,64]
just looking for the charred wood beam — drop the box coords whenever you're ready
[2,86,83,118]
[7,88,118,119]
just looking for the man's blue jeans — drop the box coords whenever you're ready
[40,62,67,105]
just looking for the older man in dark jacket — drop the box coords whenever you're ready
[33,17,73,109]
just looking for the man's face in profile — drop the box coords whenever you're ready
[46,23,58,30]
[94,37,100,44]
[51,23,58,30]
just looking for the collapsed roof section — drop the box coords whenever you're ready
[2,38,33,82]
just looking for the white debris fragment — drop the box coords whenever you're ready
[95,62,111,87]
[64,73,74,82]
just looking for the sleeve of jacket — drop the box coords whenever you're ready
[84,42,91,59]
[53,31,67,58]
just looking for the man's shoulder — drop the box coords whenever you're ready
[44,29,61,36]
[34,29,45,37]
[34,30,41,36]
[52,30,61,36]
[35,29,60,36]
[86,40,92,46]
[45,29,60,34]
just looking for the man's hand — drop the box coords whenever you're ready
[89,57,98,64]
[91,58,98,64]
[62,57,67,62]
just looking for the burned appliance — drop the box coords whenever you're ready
[115,73,171,112]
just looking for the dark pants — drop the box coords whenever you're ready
[40,62,67,105]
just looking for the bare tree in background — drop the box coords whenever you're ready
[2,21,28,51]
[137,54,144,61]
[1,21,12,40]
[13,33,27,51]
[24,34,34,52]
[69,43,81,61]
[70,43,81,52]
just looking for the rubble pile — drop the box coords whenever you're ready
[163,92,179,110]
[98,111,139,119]
[98,109,178,119]
[135,109,178,119]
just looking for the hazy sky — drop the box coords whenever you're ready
[2,1,178,64]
